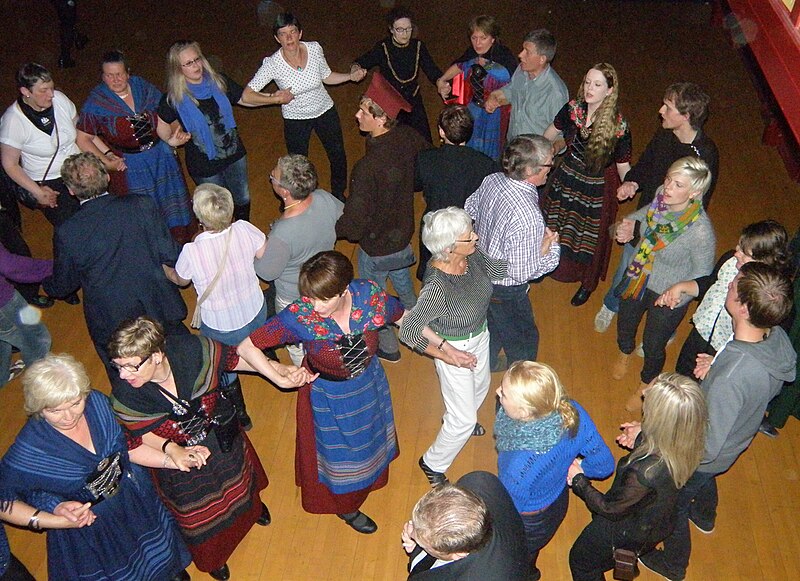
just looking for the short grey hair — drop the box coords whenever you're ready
[501,134,551,180]
[523,29,557,62]
[276,154,318,200]
[422,207,473,261]
[23,353,91,418]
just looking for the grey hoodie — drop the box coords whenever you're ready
[699,326,797,474]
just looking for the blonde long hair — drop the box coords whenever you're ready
[577,63,623,173]
[631,373,707,488]
[503,361,579,437]
[165,40,228,107]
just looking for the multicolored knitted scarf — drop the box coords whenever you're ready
[619,189,702,300]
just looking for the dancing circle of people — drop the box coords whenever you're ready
[0,6,798,581]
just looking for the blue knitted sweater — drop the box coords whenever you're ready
[496,401,614,512]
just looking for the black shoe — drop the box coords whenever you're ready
[471,423,486,437]
[337,511,378,534]
[257,502,271,526]
[758,417,779,438]
[170,570,190,581]
[29,295,55,309]
[688,507,715,534]
[58,56,76,69]
[63,292,81,305]
[638,550,684,581]
[419,456,448,487]
[377,349,401,363]
[570,286,592,307]
[209,564,230,581]
[238,411,253,432]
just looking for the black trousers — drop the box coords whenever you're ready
[569,516,658,581]
[283,106,347,201]
[617,289,690,383]
[50,0,77,59]
[675,325,716,378]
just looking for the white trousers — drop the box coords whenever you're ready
[423,329,491,472]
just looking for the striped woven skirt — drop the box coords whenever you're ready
[153,429,268,572]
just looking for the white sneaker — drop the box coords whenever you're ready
[594,305,615,333]
[8,359,26,382]
[635,334,676,358]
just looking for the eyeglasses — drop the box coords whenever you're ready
[456,234,478,243]
[269,174,285,188]
[110,354,151,373]
[181,57,203,68]
[393,26,413,33]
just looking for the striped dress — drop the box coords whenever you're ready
[78,76,194,244]
[542,100,632,292]
[111,335,268,573]
[249,279,403,514]
[0,390,190,580]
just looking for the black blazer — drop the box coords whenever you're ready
[43,193,187,348]
[408,471,532,581]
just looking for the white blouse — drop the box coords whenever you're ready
[247,41,335,120]
[0,91,80,181]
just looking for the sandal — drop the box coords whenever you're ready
[472,423,486,437]
[419,456,448,487]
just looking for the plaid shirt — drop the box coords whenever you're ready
[465,172,560,286]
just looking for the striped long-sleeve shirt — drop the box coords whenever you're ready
[400,249,506,352]
[465,172,560,286]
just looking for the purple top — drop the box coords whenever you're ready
[0,242,52,306]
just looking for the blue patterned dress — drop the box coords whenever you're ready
[249,279,403,514]
[0,390,190,580]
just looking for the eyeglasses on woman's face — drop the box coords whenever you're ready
[181,56,203,69]
[110,353,152,373]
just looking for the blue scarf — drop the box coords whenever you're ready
[494,407,565,453]
[176,73,236,159]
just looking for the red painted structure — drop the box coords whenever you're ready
[718,0,800,181]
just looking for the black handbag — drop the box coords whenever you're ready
[213,385,241,453]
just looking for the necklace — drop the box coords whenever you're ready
[283,47,305,71]
[283,199,302,211]
[383,40,420,94]
[152,361,173,384]
[117,93,130,99]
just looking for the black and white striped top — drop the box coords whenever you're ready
[400,249,507,352]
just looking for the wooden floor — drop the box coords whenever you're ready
[2,0,800,579]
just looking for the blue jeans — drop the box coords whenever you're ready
[487,283,538,368]
[200,299,267,384]
[0,291,51,388]
[602,242,636,313]
[358,247,417,354]
[660,470,718,577]
[195,155,250,207]
[521,487,569,573]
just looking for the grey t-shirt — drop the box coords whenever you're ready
[255,189,344,303]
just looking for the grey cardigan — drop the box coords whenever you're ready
[624,204,715,306]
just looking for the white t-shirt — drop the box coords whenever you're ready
[175,220,267,332]
[247,41,335,120]
[0,91,80,181]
